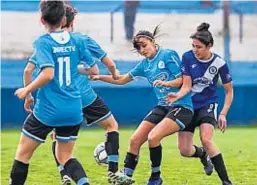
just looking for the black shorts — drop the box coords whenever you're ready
[22,114,81,143]
[82,96,112,126]
[144,105,193,130]
[182,103,218,133]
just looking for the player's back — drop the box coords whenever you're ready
[33,31,87,126]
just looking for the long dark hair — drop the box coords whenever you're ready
[190,22,214,46]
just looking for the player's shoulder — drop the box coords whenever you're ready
[212,53,226,66]
[182,50,194,59]
[33,33,50,46]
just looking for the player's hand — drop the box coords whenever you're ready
[218,114,227,133]
[89,75,100,81]
[166,93,179,103]
[153,80,167,87]
[24,94,34,113]
[112,70,120,80]
[14,87,30,99]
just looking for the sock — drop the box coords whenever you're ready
[149,145,162,179]
[105,131,119,173]
[123,152,139,177]
[191,145,205,158]
[64,158,89,185]
[211,153,231,183]
[9,160,29,185]
[52,141,69,178]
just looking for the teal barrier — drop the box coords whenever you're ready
[1,60,257,128]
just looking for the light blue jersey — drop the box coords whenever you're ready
[31,31,95,126]
[30,33,107,108]
[129,48,192,110]
[73,33,107,107]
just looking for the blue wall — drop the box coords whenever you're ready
[1,1,256,14]
[1,60,257,128]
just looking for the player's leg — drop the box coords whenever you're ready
[147,106,193,185]
[9,114,52,185]
[55,124,90,185]
[51,131,71,185]
[178,110,213,176]
[81,97,133,184]
[199,104,232,184]
[123,106,166,178]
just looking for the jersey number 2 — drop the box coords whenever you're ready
[57,56,71,86]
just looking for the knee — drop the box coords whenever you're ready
[200,137,213,149]
[129,135,143,149]
[15,149,33,163]
[178,145,192,157]
[147,133,158,145]
[102,118,118,132]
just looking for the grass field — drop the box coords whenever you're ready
[1,127,257,185]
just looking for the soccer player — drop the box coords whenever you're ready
[166,22,233,185]
[90,26,194,185]
[9,1,92,185]
[23,4,133,185]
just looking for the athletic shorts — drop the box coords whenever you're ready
[82,96,112,126]
[182,103,218,133]
[144,105,193,130]
[22,113,81,143]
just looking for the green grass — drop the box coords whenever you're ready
[2,127,257,185]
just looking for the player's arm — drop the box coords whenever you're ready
[23,62,36,113]
[153,77,182,87]
[220,82,233,116]
[90,74,133,85]
[24,62,36,87]
[78,64,99,75]
[102,56,120,80]
[86,36,119,79]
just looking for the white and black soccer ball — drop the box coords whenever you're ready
[93,142,108,166]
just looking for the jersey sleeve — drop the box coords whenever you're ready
[165,50,182,78]
[80,48,96,67]
[34,39,55,69]
[181,54,191,76]
[86,36,107,61]
[219,63,232,84]
[28,51,37,65]
[128,61,145,78]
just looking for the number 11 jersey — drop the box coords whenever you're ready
[31,31,94,127]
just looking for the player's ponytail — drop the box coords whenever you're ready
[190,22,214,47]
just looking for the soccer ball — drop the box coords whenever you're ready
[94,142,108,166]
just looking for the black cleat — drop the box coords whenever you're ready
[200,147,214,176]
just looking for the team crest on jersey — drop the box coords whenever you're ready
[209,66,218,74]
[158,60,165,69]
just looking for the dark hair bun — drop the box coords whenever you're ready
[197,22,210,32]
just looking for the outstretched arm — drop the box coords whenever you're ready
[102,56,120,79]
[90,74,133,85]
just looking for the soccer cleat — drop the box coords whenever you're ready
[108,171,135,185]
[222,181,232,185]
[200,147,214,176]
[147,177,163,185]
[61,175,72,185]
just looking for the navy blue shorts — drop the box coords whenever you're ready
[182,103,218,133]
[82,96,112,126]
[144,105,193,130]
[22,114,81,143]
